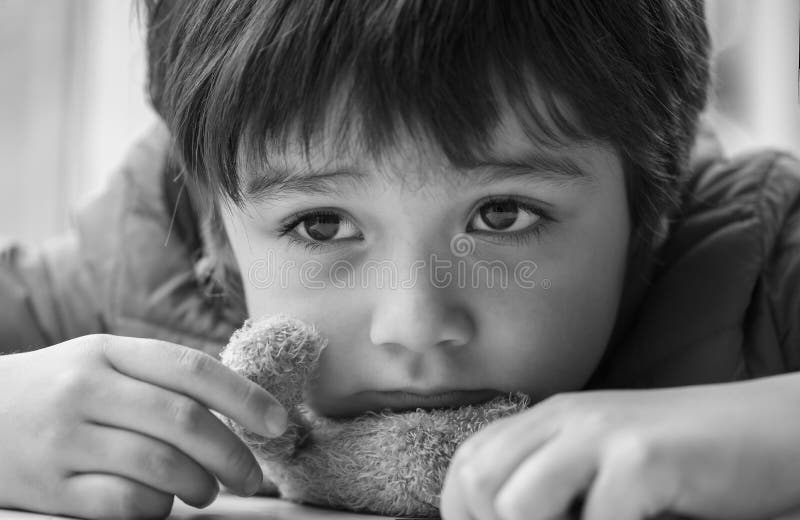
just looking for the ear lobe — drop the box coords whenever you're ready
[219,313,327,460]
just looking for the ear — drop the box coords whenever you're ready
[219,313,328,461]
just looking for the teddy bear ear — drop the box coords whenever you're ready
[220,313,328,414]
[219,314,328,461]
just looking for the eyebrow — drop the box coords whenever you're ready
[246,168,371,203]
[469,151,596,189]
[244,151,595,202]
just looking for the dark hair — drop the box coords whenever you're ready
[142,0,710,257]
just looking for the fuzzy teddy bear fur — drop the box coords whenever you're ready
[219,314,530,517]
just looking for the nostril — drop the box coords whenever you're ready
[372,328,440,354]
[370,304,474,352]
[437,337,467,350]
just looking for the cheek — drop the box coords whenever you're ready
[476,282,615,398]
[221,209,340,318]
[480,194,630,396]
[222,211,369,397]
[239,256,371,402]
[244,264,365,334]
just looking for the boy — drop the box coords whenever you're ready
[2,0,800,519]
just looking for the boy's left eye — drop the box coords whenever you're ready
[467,198,541,233]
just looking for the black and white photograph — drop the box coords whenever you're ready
[1,1,800,519]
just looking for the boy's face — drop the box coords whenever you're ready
[221,109,631,418]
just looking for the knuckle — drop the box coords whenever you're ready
[140,447,179,484]
[450,440,477,469]
[70,333,115,361]
[170,397,206,432]
[458,462,489,495]
[90,333,114,355]
[237,379,264,411]
[541,392,577,413]
[39,475,68,509]
[604,429,654,475]
[175,348,213,377]
[53,368,93,403]
[494,488,525,520]
[569,409,614,434]
[41,420,82,459]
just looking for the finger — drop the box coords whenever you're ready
[66,423,218,508]
[61,473,174,520]
[582,436,665,520]
[85,373,263,496]
[493,430,598,520]
[442,417,560,520]
[583,472,643,520]
[99,335,288,438]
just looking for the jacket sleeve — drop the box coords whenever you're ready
[0,237,107,354]
[756,151,800,373]
[0,156,140,354]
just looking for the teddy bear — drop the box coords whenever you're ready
[219,314,531,518]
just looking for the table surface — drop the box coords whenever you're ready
[0,494,431,520]
[6,496,800,520]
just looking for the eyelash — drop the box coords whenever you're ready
[276,208,352,253]
[276,197,552,253]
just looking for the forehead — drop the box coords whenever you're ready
[239,143,611,208]
[235,89,613,202]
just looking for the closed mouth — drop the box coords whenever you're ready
[359,388,506,412]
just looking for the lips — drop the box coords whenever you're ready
[360,388,506,412]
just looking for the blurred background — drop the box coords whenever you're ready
[0,0,798,244]
[0,0,157,244]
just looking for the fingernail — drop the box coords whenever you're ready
[245,465,263,496]
[265,406,288,437]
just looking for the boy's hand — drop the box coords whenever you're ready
[0,334,288,519]
[440,376,800,520]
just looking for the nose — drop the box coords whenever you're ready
[369,284,474,353]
